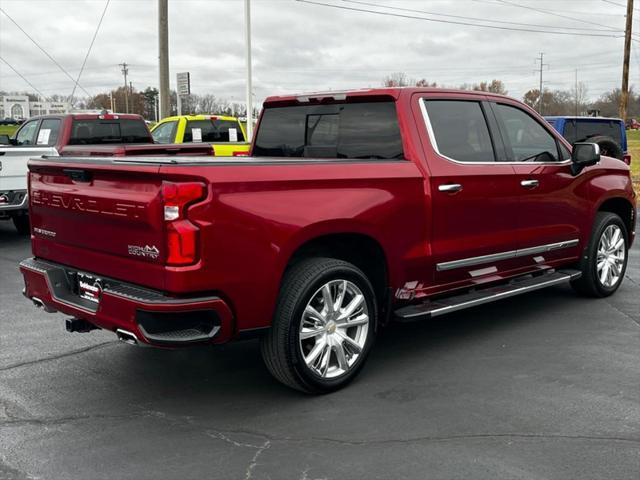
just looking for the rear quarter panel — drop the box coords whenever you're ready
[160,161,427,331]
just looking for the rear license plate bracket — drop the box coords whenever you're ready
[76,272,103,304]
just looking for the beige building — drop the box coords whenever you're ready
[0,95,70,119]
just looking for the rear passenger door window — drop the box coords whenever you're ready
[423,100,495,162]
[493,103,560,162]
[36,119,61,146]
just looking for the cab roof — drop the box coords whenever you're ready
[26,113,144,121]
[263,87,512,106]
[160,114,240,122]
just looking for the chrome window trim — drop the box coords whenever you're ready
[418,98,572,166]
[436,239,580,271]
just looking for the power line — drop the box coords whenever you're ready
[70,0,110,101]
[602,0,640,12]
[0,6,92,97]
[0,56,49,101]
[602,0,626,7]
[297,0,624,37]
[493,0,619,32]
[494,0,640,40]
[472,0,625,18]
[343,0,625,33]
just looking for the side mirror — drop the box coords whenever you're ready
[0,134,10,145]
[571,142,600,175]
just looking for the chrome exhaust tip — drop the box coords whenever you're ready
[32,297,56,313]
[115,329,138,345]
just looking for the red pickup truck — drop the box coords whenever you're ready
[20,88,636,393]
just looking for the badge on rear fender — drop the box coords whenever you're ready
[128,245,160,259]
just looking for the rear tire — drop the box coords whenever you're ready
[260,257,377,393]
[571,212,628,297]
[12,215,30,235]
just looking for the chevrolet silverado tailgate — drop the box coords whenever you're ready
[28,157,176,290]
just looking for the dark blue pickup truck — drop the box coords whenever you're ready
[545,116,630,164]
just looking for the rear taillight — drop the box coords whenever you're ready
[161,181,205,266]
[623,153,631,165]
[232,151,249,157]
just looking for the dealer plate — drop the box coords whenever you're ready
[76,272,103,304]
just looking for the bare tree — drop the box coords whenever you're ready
[473,79,507,95]
[383,72,411,87]
[415,78,437,87]
[572,81,589,116]
[197,94,219,114]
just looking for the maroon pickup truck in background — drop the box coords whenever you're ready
[1,112,215,156]
[19,88,636,393]
[0,113,211,234]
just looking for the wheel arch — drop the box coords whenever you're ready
[596,196,636,242]
[281,227,391,324]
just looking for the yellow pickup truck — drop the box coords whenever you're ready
[151,115,250,156]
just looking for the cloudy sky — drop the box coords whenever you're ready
[0,0,638,106]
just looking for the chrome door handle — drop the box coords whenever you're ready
[520,179,539,189]
[438,183,463,193]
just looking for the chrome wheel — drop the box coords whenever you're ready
[596,224,626,288]
[299,279,370,379]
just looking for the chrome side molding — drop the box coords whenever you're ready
[437,239,580,271]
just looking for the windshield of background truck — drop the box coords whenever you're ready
[253,101,404,159]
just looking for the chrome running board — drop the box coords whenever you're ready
[394,269,581,321]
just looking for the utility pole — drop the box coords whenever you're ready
[119,62,129,113]
[619,0,634,120]
[244,0,253,140]
[536,53,548,115]
[129,81,134,114]
[110,91,114,112]
[158,0,170,119]
[574,69,578,117]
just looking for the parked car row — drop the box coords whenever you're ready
[0,117,24,125]
[17,87,636,393]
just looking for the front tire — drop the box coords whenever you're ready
[260,257,377,393]
[571,212,628,297]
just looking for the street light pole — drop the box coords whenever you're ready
[244,0,253,140]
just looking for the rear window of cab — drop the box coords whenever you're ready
[69,119,149,144]
[253,101,404,159]
[184,119,245,143]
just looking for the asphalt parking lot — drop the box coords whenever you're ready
[0,220,638,480]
